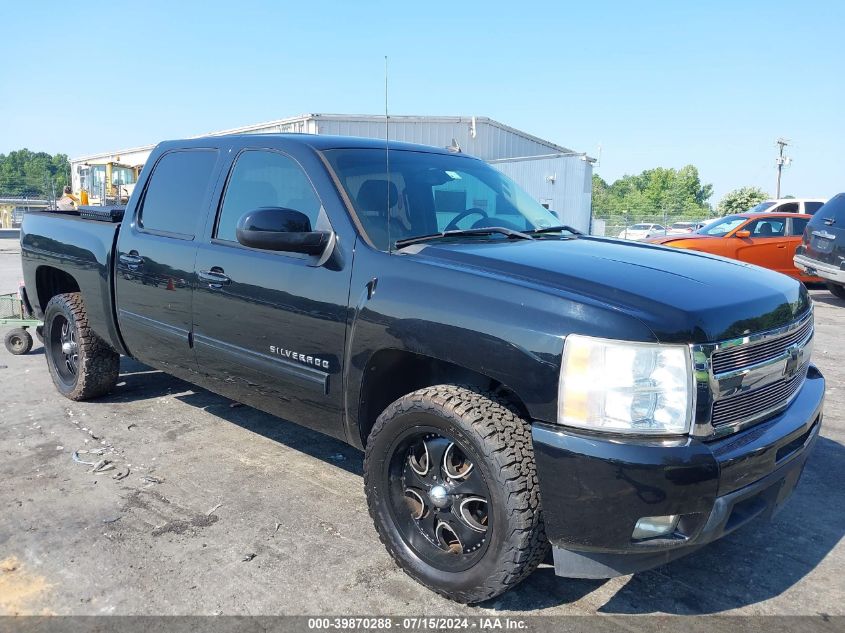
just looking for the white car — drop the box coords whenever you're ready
[618,223,666,240]
[749,198,827,215]
[667,221,707,235]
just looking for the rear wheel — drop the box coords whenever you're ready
[364,385,548,603]
[4,328,33,355]
[826,282,845,301]
[43,293,119,400]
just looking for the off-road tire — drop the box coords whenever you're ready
[826,282,845,301]
[43,292,119,400]
[4,328,33,355]
[364,384,549,603]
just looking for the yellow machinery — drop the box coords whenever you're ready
[78,161,142,205]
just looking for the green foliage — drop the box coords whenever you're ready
[591,166,713,219]
[717,186,770,216]
[0,149,70,198]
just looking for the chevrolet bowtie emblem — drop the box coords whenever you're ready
[783,343,802,378]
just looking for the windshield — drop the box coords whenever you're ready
[698,215,747,236]
[748,201,775,213]
[111,166,137,186]
[323,149,561,250]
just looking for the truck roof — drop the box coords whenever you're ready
[155,133,463,156]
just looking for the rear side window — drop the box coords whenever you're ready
[139,149,218,237]
[810,194,845,226]
[804,201,824,215]
[790,217,809,236]
[215,150,322,242]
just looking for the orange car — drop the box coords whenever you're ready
[648,212,821,283]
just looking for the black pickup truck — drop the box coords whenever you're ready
[21,135,823,603]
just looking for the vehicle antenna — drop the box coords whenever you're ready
[385,55,392,255]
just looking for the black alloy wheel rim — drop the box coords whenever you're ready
[387,426,492,572]
[49,315,78,385]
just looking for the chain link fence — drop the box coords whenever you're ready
[591,211,718,239]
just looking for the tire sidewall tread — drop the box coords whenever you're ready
[364,384,549,604]
[43,292,119,401]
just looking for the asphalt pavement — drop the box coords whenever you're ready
[1,241,843,617]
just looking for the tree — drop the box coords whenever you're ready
[0,149,70,198]
[591,165,713,219]
[717,187,769,216]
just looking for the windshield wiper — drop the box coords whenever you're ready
[394,227,534,249]
[525,224,583,236]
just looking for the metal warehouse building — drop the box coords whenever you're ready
[70,114,594,231]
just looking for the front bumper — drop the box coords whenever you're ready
[533,366,825,579]
[794,254,845,284]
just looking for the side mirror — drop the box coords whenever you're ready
[236,207,330,255]
[735,230,752,239]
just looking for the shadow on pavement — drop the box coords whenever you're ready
[105,358,843,613]
[810,293,845,308]
[104,358,365,476]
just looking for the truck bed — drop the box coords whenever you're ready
[20,211,126,354]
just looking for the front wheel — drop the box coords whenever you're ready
[826,282,845,301]
[43,292,119,400]
[364,385,549,603]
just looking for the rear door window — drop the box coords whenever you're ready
[790,217,809,236]
[139,149,219,238]
[804,201,824,215]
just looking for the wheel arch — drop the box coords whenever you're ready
[354,348,530,448]
[35,266,80,313]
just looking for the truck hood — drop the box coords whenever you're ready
[409,236,810,344]
[646,234,715,245]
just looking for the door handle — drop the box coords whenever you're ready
[199,268,231,289]
[119,252,143,269]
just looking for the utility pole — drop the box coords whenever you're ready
[775,138,790,199]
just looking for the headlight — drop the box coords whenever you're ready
[559,335,693,435]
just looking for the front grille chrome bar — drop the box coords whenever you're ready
[690,310,814,439]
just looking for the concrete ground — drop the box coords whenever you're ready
[1,240,843,617]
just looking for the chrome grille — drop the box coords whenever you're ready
[711,316,813,375]
[711,361,810,429]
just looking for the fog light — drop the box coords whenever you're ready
[632,515,679,540]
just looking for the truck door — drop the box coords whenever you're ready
[191,148,351,439]
[114,148,221,379]
[733,217,790,275]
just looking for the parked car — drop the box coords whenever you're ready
[20,135,823,603]
[794,193,845,299]
[749,198,827,215]
[667,220,707,234]
[648,212,820,283]
[617,223,666,240]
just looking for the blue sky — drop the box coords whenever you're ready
[2,1,843,203]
